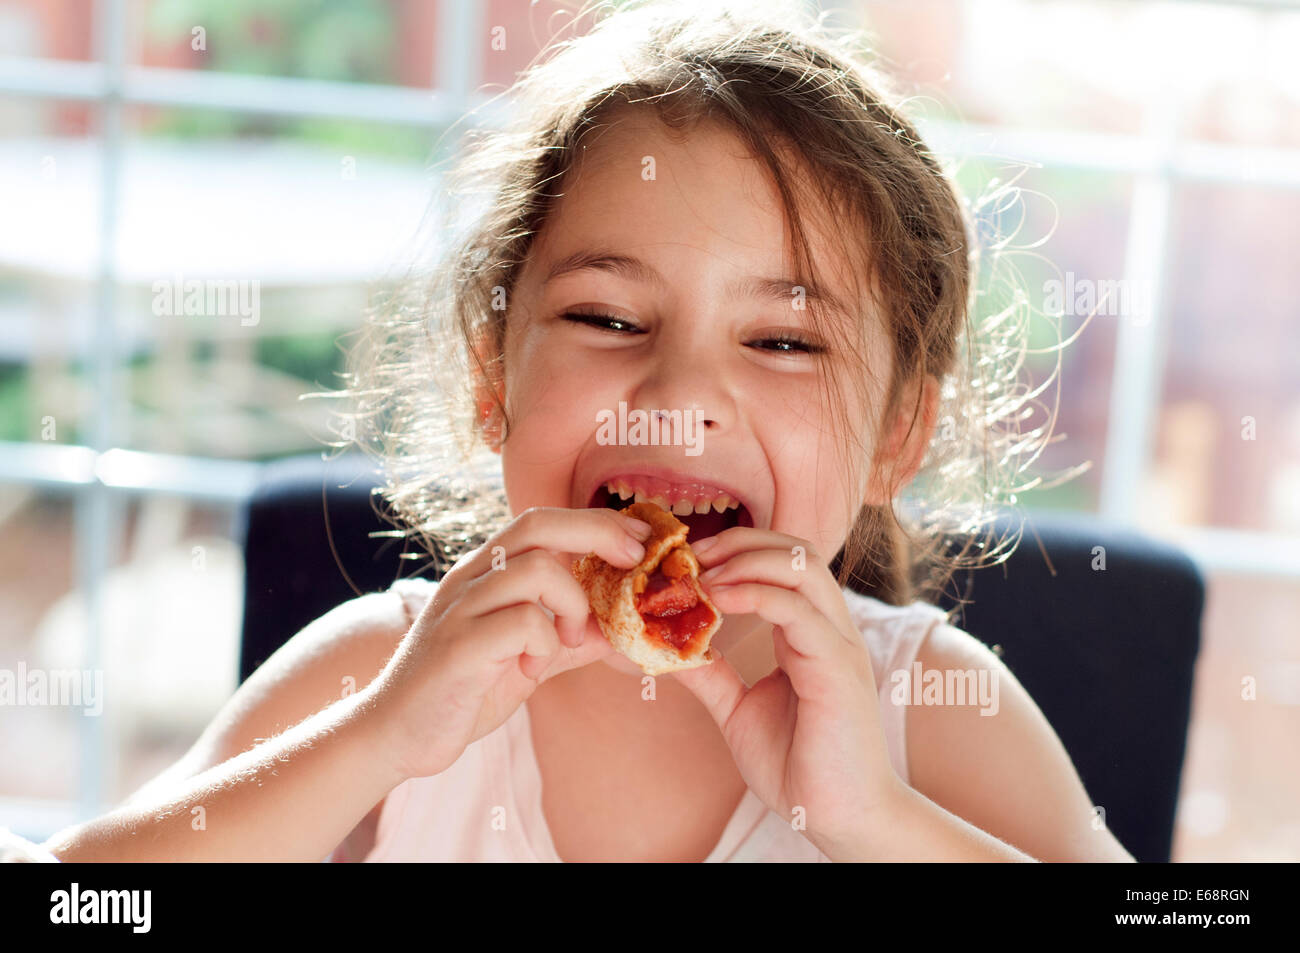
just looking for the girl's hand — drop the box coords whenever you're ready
[672,527,904,856]
[369,507,651,780]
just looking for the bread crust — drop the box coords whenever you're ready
[572,502,722,675]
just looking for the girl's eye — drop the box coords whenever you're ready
[561,310,643,334]
[747,333,826,355]
[560,311,825,354]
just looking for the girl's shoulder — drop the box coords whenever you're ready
[839,586,951,631]
[838,587,953,684]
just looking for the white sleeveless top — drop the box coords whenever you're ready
[359,578,950,862]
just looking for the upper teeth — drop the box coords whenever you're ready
[606,481,741,513]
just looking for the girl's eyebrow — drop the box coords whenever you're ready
[543,247,852,319]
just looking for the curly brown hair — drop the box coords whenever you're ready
[315,0,1074,612]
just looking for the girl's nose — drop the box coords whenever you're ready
[630,337,734,434]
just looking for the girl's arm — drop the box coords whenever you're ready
[898,624,1137,862]
[44,590,415,862]
[120,590,412,811]
[45,507,646,862]
[43,685,407,863]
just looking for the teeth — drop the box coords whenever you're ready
[607,480,744,516]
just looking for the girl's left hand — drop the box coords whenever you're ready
[672,527,904,857]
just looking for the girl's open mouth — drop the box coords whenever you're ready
[588,479,754,542]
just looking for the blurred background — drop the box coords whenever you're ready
[0,0,1296,861]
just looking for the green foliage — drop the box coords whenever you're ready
[142,0,434,159]
[1022,477,1095,513]
[147,0,397,83]
[255,332,344,388]
[0,363,28,442]
[289,117,438,162]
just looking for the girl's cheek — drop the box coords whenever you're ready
[761,429,853,548]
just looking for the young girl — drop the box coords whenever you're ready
[45,1,1134,862]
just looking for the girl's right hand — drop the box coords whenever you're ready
[368,506,652,780]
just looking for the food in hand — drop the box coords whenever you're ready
[572,501,722,675]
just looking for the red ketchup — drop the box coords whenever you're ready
[635,550,716,651]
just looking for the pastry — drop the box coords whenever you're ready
[572,501,722,675]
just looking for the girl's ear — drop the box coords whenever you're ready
[863,374,940,506]
[470,326,506,453]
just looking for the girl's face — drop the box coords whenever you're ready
[497,111,910,669]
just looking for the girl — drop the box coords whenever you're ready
[45,0,1134,862]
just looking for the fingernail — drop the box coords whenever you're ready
[623,517,653,540]
[700,565,723,582]
[625,539,646,562]
[692,535,718,555]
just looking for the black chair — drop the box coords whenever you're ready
[237,452,1204,862]
[235,452,437,685]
